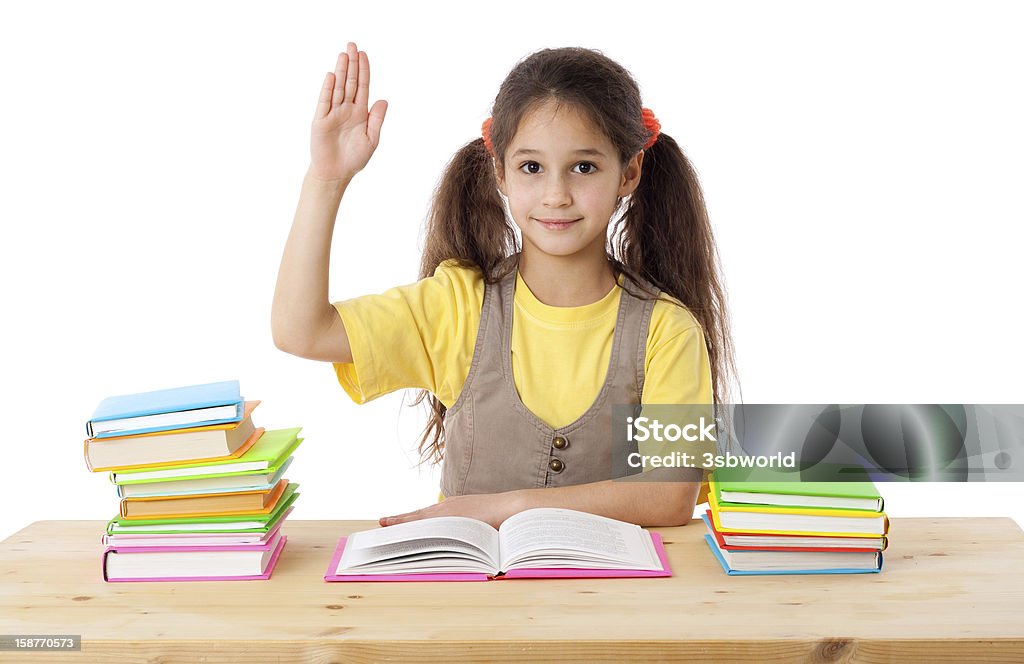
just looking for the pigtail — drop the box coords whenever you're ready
[411,137,519,467]
[611,132,737,407]
[418,138,518,282]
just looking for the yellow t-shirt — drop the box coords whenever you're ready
[332,259,713,425]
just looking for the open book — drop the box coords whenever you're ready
[324,507,671,582]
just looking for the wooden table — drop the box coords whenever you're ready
[1,518,1022,662]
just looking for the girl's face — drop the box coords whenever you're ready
[495,101,643,264]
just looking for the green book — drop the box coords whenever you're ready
[110,428,302,485]
[711,466,884,511]
[105,483,299,535]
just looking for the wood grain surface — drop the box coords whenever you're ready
[1,518,1022,662]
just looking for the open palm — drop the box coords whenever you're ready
[309,42,388,182]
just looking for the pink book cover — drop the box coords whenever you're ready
[323,531,671,582]
[102,534,287,582]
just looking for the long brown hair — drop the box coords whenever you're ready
[410,47,736,466]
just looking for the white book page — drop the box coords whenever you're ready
[336,536,496,574]
[348,516,497,550]
[336,517,500,574]
[497,508,661,571]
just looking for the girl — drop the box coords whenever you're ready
[272,42,735,530]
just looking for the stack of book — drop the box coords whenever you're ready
[84,380,301,582]
[702,466,888,575]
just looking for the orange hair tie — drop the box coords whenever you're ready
[480,108,660,156]
[481,117,495,156]
[641,107,660,150]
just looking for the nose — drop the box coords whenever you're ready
[542,173,571,208]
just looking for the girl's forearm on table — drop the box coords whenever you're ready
[512,476,700,527]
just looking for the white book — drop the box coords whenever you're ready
[112,457,275,482]
[107,507,295,535]
[329,507,667,579]
[716,510,887,535]
[103,525,282,548]
[109,520,268,533]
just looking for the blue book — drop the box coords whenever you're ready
[87,380,244,439]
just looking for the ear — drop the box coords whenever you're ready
[617,150,644,198]
[493,160,508,197]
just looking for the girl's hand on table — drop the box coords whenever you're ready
[379,492,527,530]
[309,41,388,184]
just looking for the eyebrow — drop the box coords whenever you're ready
[510,148,608,159]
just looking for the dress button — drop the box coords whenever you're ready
[553,436,569,450]
[549,458,564,473]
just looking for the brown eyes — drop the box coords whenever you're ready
[518,161,598,175]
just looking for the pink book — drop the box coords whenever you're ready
[102,534,287,582]
[324,509,672,582]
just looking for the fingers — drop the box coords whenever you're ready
[344,42,360,105]
[379,513,405,526]
[367,99,388,148]
[354,50,370,107]
[314,72,334,121]
[325,43,371,116]
[379,507,422,526]
[331,49,348,109]
[318,41,383,141]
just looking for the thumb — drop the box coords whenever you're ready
[367,99,388,148]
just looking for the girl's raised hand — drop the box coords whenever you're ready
[309,42,388,183]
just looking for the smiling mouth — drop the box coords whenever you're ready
[535,218,582,230]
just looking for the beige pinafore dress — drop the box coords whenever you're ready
[439,255,663,497]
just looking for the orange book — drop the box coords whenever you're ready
[120,479,289,520]
[86,425,265,473]
[84,402,260,471]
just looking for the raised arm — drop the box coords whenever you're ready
[272,42,388,361]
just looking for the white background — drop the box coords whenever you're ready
[1,1,1021,541]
